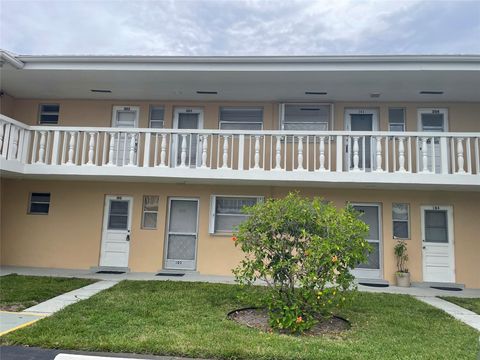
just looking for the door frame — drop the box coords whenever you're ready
[99,195,133,268]
[344,108,379,171]
[421,205,455,283]
[416,108,449,132]
[172,107,204,167]
[112,106,140,127]
[350,202,383,280]
[164,197,200,271]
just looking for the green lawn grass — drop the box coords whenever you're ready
[2,280,478,359]
[0,274,96,311]
[440,296,480,315]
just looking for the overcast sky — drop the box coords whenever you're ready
[1,0,479,56]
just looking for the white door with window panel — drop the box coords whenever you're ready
[345,109,379,171]
[100,195,133,268]
[351,204,382,279]
[111,106,139,166]
[172,108,204,167]
[421,206,455,283]
[417,108,448,174]
[165,198,199,270]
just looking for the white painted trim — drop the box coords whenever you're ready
[421,205,455,283]
[164,197,200,271]
[344,108,380,131]
[112,106,140,128]
[350,202,383,280]
[417,108,449,132]
[99,195,133,268]
[209,195,264,234]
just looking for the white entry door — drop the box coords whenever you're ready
[351,204,382,279]
[99,195,133,268]
[172,107,204,167]
[421,205,455,283]
[165,198,199,270]
[417,108,448,174]
[111,106,139,166]
[345,109,379,171]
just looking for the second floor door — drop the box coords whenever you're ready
[344,109,379,171]
[172,107,204,167]
[111,106,139,166]
[417,108,448,174]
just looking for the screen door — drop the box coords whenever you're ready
[165,198,199,270]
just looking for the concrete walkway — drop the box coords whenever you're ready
[24,280,119,315]
[0,277,119,336]
[415,296,480,331]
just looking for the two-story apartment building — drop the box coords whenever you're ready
[1,50,479,288]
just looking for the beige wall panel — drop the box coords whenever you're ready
[1,179,479,288]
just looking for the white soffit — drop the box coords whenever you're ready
[1,52,480,101]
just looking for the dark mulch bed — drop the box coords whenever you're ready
[228,307,350,336]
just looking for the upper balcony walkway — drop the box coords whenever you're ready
[1,115,479,189]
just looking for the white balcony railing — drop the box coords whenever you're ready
[1,115,479,186]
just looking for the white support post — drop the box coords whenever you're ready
[440,136,449,175]
[143,133,151,167]
[86,132,95,165]
[221,135,229,169]
[107,132,115,166]
[375,136,383,172]
[456,137,465,174]
[127,133,136,166]
[274,135,282,170]
[51,131,60,165]
[201,135,208,168]
[0,122,4,156]
[180,134,187,167]
[397,137,406,172]
[253,135,260,169]
[421,137,429,173]
[8,127,19,160]
[159,133,167,167]
[352,136,360,171]
[238,134,245,171]
[336,135,343,172]
[296,136,304,171]
[66,131,76,165]
[318,136,326,171]
[36,131,47,164]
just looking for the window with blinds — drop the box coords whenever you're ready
[149,106,165,128]
[142,195,159,229]
[219,107,263,130]
[281,104,331,131]
[392,203,410,239]
[389,108,406,132]
[210,196,262,233]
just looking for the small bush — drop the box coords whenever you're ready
[233,193,370,333]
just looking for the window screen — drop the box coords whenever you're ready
[39,104,59,125]
[392,203,409,239]
[389,108,405,132]
[213,196,260,233]
[282,104,330,131]
[142,195,159,229]
[150,106,165,128]
[108,200,129,230]
[425,210,448,243]
[29,192,51,214]
[219,107,263,130]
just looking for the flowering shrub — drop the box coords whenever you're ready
[232,193,370,333]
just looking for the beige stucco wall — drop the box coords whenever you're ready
[4,98,480,132]
[0,93,15,118]
[1,178,479,288]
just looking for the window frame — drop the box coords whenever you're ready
[209,195,264,235]
[38,104,60,125]
[280,103,333,131]
[149,105,165,129]
[218,106,264,131]
[28,192,51,215]
[392,203,410,240]
[388,107,406,132]
[141,195,160,230]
